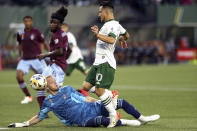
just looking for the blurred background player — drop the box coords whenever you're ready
[37,7,71,86]
[82,0,130,128]
[16,16,50,108]
[61,23,88,76]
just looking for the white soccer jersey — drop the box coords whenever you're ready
[93,20,126,69]
[66,32,83,64]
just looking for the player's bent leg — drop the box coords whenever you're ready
[94,62,117,127]
[16,70,32,104]
[65,64,74,76]
[117,99,160,124]
[75,59,88,75]
[117,99,141,119]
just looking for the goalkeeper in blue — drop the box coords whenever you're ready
[8,76,160,128]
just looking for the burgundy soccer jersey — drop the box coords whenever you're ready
[50,29,68,72]
[17,28,45,60]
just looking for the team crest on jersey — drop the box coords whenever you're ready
[30,34,34,40]
[55,39,59,44]
[49,99,53,103]
[62,94,66,99]
[41,34,44,38]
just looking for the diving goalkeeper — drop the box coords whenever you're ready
[8,75,160,128]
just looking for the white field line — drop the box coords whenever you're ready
[0,84,197,92]
[0,127,11,130]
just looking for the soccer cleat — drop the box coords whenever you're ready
[120,119,141,126]
[138,114,160,124]
[8,123,16,128]
[112,90,119,109]
[21,96,33,104]
[117,112,121,120]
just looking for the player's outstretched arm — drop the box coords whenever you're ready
[8,115,41,128]
[37,48,63,60]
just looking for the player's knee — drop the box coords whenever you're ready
[16,70,24,81]
[95,88,105,97]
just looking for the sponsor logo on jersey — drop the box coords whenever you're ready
[30,34,34,40]
[62,94,66,99]
[55,39,59,44]
[41,34,44,38]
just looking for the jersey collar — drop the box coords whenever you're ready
[105,19,118,23]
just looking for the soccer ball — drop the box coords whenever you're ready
[30,74,47,90]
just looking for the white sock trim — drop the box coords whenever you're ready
[36,90,46,97]
[99,91,116,116]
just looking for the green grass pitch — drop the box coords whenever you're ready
[0,64,196,131]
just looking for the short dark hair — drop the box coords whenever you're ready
[100,0,114,10]
[102,5,114,11]
[23,16,32,20]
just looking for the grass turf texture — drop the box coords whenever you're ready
[0,64,196,131]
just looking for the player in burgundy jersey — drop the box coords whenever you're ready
[16,16,50,107]
[37,7,71,86]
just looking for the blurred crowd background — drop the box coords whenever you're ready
[0,0,197,6]
[0,0,197,69]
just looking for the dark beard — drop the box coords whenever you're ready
[51,28,58,33]
[50,26,60,33]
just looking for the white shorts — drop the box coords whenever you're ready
[42,63,65,86]
[17,59,47,75]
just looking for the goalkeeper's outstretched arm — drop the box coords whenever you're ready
[8,114,41,128]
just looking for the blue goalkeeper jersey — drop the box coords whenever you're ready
[38,86,102,126]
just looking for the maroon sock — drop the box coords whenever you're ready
[37,96,46,109]
[22,88,31,97]
[18,80,31,96]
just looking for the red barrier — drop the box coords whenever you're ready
[0,52,2,71]
[177,48,197,61]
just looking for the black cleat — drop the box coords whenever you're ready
[8,123,16,128]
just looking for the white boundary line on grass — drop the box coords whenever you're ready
[0,127,11,130]
[0,84,197,92]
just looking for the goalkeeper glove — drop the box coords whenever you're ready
[8,121,29,128]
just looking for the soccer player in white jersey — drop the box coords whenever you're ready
[61,23,88,76]
[81,1,130,128]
